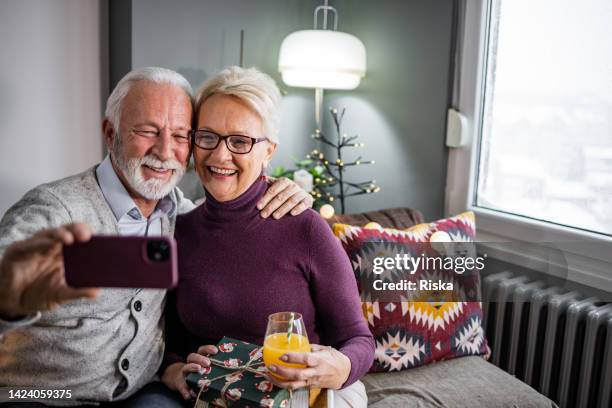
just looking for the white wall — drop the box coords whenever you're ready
[0,0,106,215]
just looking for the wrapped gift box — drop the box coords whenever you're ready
[186,337,291,408]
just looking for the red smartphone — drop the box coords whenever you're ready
[63,235,178,289]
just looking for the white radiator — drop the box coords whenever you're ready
[482,271,612,408]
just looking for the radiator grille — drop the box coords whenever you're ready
[483,272,612,408]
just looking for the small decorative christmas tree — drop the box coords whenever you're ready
[272,107,379,214]
[308,107,379,214]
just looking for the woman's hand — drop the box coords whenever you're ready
[161,345,218,400]
[266,344,351,390]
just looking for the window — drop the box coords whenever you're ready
[476,0,612,237]
[446,0,612,290]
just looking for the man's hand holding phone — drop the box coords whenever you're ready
[0,223,100,320]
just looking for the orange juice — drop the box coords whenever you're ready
[263,333,311,378]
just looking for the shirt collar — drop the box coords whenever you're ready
[96,155,177,221]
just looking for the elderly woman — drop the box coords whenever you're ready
[161,66,374,407]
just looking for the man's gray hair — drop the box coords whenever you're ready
[195,66,282,143]
[105,67,194,132]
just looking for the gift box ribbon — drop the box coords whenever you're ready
[194,346,293,407]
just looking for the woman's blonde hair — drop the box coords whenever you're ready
[195,66,282,143]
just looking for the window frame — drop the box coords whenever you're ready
[445,0,612,292]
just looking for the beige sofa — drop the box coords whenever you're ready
[327,208,557,408]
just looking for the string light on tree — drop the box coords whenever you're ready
[271,107,379,213]
[308,106,379,214]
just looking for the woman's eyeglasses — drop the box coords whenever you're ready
[191,130,267,154]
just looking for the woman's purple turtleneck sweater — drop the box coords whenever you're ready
[165,177,374,387]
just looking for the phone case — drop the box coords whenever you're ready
[63,235,178,289]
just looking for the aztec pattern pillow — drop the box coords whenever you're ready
[333,211,489,372]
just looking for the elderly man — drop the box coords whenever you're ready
[0,67,312,407]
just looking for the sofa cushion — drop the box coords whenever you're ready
[332,212,488,373]
[362,356,558,407]
[325,207,425,229]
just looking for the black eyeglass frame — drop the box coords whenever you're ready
[191,130,267,154]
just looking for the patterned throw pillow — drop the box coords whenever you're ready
[333,211,489,372]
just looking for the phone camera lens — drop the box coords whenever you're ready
[147,240,170,263]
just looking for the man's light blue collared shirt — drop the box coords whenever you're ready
[95,155,176,236]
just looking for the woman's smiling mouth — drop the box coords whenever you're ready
[208,166,238,176]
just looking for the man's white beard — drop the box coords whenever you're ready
[112,135,186,200]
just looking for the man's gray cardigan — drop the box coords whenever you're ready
[0,166,195,406]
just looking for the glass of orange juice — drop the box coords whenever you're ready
[263,312,311,379]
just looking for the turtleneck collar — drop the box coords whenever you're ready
[201,176,267,223]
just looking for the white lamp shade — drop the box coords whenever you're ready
[278,30,366,90]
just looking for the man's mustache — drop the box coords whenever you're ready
[138,155,184,171]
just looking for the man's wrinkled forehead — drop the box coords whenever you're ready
[120,81,194,127]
